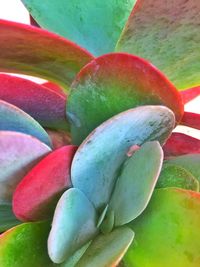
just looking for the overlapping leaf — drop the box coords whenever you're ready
[67,53,182,144]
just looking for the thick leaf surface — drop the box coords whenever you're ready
[0,74,68,130]
[48,188,98,264]
[0,203,20,232]
[77,227,134,267]
[109,141,163,226]
[0,221,54,267]
[0,131,51,203]
[43,81,66,96]
[181,112,200,130]
[13,145,77,221]
[156,164,199,191]
[0,100,51,146]
[181,86,200,104]
[124,188,200,267]
[166,154,200,182]
[0,19,93,89]
[22,0,136,56]
[163,133,200,157]
[116,0,200,90]
[72,106,175,210]
[67,53,183,144]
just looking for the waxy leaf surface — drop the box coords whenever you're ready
[0,74,69,130]
[156,164,199,191]
[0,221,54,267]
[22,0,136,56]
[77,227,134,267]
[48,188,98,264]
[163,133,200,157]
[0,100,51,147]
[0,203,20,232]
[67,53,182,144]
[166,154,200,182]
[72,106,175,210]
[181,86,200,104]
[116,0,200,89]
[109,141,163,226]
[124,188,200,267]
[0,131,51,203]
[0,20,93,89]
[13,146,77,221]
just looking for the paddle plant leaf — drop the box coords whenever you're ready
[181,112,200,130]
[0,19,93,89]
[0,131,51,203]
[156,164,199,191]
[109,141,163,226]
[21,0,136,56]
[13,145,77,221]
[181,86,200,104]
[0,74,69,131]
[124,188,200,267]
[72,106,175,210]
[166,154,200,182]
[0,100,51,147]
[67,53,183,144]
[76,227,134,267]
[116,0,200,90]
[0,221,54,267]
[163,133,200,157]
[0,203,20,232]
[48,188,98,264]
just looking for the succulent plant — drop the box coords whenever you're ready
[0,0,200,266]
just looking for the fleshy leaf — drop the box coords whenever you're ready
[0,19,93,89]
[13,146,77,221]
[0,74,69,131]
[0,100,51,147]
[0,221,54,267]
[156,164,199,191]
[0,131,51,203]
[124,188,200,267]
[116,0,200,90]
[180,112,200,130]
[46,129,71,149]
[109,141,163,226]
[181,86,200,104]
[48,188,98,264]
[22,0,136,56]
[166,154,200,182]
[43,81,66,96]
[163,132,200,157]
[71,106,175,210]
[67,53,183,144]
[0,203,20,232]
[76,227,134,267]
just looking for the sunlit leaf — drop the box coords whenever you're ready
[116,0,200,89]
[67,53,182,144]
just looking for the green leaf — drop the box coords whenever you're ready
[77,227,134,267]
[109,141,163,226]
[71,106,175,210]
[48,188,98,264]
[124,188,200,267]
[156,164,199,191]
[0,221,54,267]
[0,20,93,89]
[116,0,200,90]
[165,154,200,182]
[22,0,136,56]
[0,203,20,232]
[67,53,183,144]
